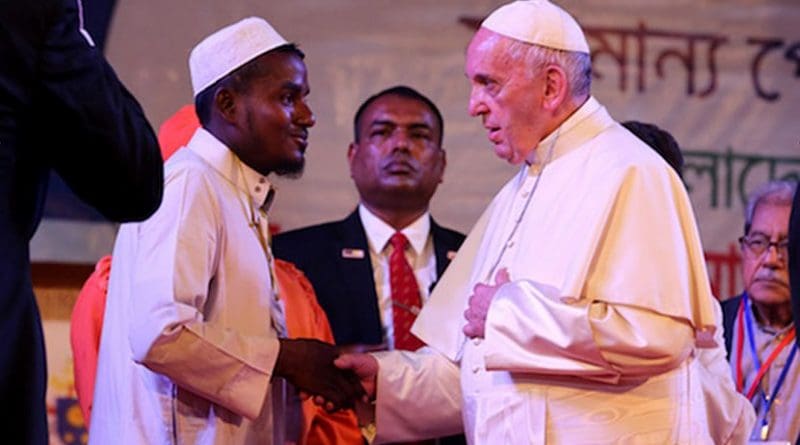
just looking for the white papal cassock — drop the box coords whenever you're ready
[371,97,754,444]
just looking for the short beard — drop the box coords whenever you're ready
[273,157,305,178]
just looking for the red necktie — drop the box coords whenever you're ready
[389,232,425,351]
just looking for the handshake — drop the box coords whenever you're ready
[275,338,378,411]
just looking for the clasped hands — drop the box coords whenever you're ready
[276,338,377,412]
[278,269,510,411]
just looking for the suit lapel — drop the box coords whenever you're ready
[335,210,376,298]
[333,210,384,343]
[431,218,455,279]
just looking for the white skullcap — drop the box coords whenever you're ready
[189,17,289,97]
[482,0,590,54]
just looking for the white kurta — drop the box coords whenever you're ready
[372,98,754,444]
[90,129,287,444]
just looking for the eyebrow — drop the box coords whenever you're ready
[369,120,432,131]
[749,230,788,240]
[281,81,309,95]
[470,73,495,84]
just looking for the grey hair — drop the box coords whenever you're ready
[503,37,592,98]
[743,179,797,234]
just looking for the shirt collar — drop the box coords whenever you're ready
[747,297,795,336]
[187,127,274,212]
[358,204,431,255]
[524,96,615,173]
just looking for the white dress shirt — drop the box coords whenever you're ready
[358,204,436,350]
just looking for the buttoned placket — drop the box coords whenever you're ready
[506,173,538,253]
[485,171,538,281]
[243,166,287,338]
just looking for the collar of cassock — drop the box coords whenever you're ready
[524,96,616,174]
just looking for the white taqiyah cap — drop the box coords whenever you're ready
[189,17,289,97]
[482,0,590,54]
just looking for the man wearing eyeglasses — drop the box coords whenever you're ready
[722,179,799,444]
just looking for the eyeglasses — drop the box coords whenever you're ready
[738,235,789,259]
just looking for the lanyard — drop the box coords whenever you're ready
[735,293,798,439]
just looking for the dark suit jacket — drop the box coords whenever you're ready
[720,294,743,360]
[275,209,466,444]
[792,187,800,445]
[790,187,800,352]
[273,209,465,347]
[0,2,163,441]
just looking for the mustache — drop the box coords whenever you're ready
[753,272,789,287]
[380,154,418,171]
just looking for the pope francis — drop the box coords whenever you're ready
[336,1,755,444]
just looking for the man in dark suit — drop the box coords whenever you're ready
[274,85,465,444]
[274,85,464,350]
[0,1,164,441]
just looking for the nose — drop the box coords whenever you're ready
[762,243,786,268]
[390,130,411,151]
[468,87,487,117]
[296,100,316,128]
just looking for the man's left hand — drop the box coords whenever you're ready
[463,268,510,339]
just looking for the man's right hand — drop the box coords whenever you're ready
[334,353,378,401]
[275,338,364,411]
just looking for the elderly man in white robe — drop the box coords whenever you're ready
[335,1,755,444]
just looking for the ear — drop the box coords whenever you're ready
[213,87,239,125]
[542,64,569,112]
[347,142,358,178]
[436,149,447,184]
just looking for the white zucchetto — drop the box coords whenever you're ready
[482,0,590,54]
[189,17,289,97]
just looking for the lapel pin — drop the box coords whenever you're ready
[341,248,365,259]
[447,250,457,260]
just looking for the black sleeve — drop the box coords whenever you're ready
[37,0,163,222]
[789,186,800,347]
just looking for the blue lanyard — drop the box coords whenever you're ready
[741,292,799,439]
[761,345,797,437]
[742,293,767,405]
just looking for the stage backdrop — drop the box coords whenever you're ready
[31,1,798,441]
[33,0,800,298]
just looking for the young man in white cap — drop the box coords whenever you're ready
[337,1,754,443]
[90,17,363,444]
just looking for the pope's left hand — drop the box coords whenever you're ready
[463,268,511,339]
